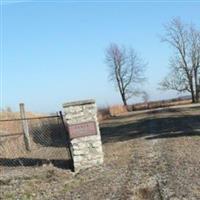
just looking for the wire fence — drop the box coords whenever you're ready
[0,113,72,173]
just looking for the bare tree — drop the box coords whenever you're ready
[142,91,149,109]
[142,91,149,103]
[160,18,200,103]
[105,43,146,106]
[6,107,12,112]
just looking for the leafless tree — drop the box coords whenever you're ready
[142,91,149,103]
[142,91,149,109]
[6,107,12,112]
[105,43,146,106]
[160,18,200,103]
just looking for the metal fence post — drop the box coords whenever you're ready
[59,111,74,172]
[19,103,31,151]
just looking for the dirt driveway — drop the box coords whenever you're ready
[0,105,200,200]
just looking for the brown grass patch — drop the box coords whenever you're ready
[109,105,128,116]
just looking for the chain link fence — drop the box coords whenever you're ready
[0,113,72,173]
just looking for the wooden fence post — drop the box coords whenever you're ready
[19,103,31,151]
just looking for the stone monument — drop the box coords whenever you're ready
[63,99,104,172]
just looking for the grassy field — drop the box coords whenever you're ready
[0,104,200,200]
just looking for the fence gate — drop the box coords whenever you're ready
[0,111,73,174]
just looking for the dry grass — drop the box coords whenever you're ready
[0,111,42,120]
[0,112,41,158]
[97,108,110,121]
[132,99,191,111]
[108,105,128,116]
[98,98,192,120]
[0,112,42,134]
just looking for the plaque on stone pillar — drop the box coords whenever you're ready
[68,121,97,139]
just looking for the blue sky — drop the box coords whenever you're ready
[1,0,200,113]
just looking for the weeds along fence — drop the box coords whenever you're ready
[0,110,72,172]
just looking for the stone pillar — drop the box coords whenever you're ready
[63,99,104,172]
